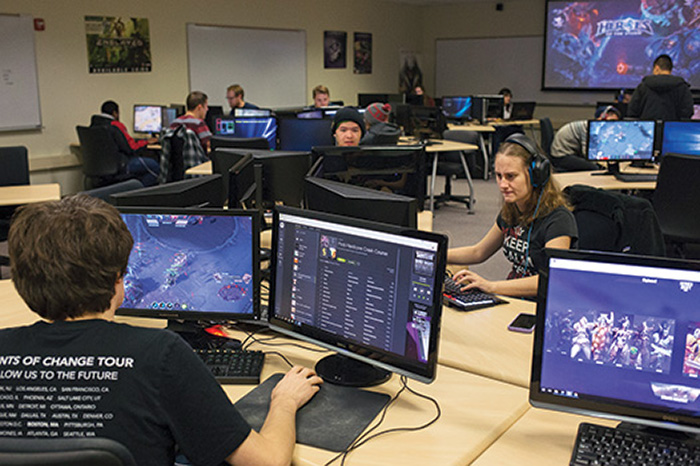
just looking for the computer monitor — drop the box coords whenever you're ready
[277,116,334,151]
[693,104,700,121]
[587,120,656,174]
[213,116,277,149]
[269,206,447,386]
[662,121,700,157]
[228,154,256,208]
[205,105,224,133]
[170,104,185,117]
[133,105,163,134]
[234,108,271,117]
[312,145,426,205]
[111,174,224,208]
[531,248,700,437]
[509,101,536,121]
[305,176,418,229]
[117,207,260,333]
[441,96,472,120]
[162,107,178,128]
[472,95,504,123]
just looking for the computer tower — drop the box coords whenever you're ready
[472,95,504,123]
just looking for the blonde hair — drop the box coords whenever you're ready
[497,142,570,226]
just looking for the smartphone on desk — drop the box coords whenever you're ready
[507,313,536,333]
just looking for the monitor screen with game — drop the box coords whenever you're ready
[544,0,700,91]
[214,116,277,150]
[587,120,656,162]
[662,121,700,157]
[441,96,473,120]
[269,206,447,386]
[531,248,700,436]
[305,176,418,229]
[133,105,163,134]
[117,207,260,324]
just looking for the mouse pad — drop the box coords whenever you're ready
[234,373,391,452]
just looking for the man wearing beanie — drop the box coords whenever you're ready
[360,102,401,146]
[331,107,365,146]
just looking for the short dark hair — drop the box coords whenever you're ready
[9,195,134,321]
[186,91,208,111]
[101,100,119,115]
[499,88,513,97]
[654,54,673,71]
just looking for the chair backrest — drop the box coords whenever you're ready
[539,117,554,157]
[80,179,144,204]
[76,126,123,178]
[210,136,269,151]
[0,146,29,186]
[652,153,700,244]
[0,437,136,466]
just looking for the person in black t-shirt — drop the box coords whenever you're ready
[447,135,577,298]
[0,195,322,466]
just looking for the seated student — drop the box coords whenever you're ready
[90,100,160,186]
[227,84,259,115]
[360,102,401,146]
[331,107,365,147]
[170,91,212,152]
[312,85,330,108]
[448,134,577,298]
[491,88,523,155]
[500,87,513,120]
[0,195,322,466]
[549,105,621,172]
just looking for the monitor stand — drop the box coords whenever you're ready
[315,354,391,387]
[166,319,242,350]
[591,161,620,177]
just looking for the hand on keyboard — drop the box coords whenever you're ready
[451,269,494,295]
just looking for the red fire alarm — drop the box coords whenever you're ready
[34,18,45,31]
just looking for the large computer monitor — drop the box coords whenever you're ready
[133,105,163,134]
[441,96,473,120]
[117,207,260,328]
[214,116,277,149]
[587,120,656,176]
[661,121,700,157]
[277,115,334,151]
[162,107,178,128]
[532,249,700,437]
[269,206,447,386]
[111,174,224,208]
[305,176,418,229]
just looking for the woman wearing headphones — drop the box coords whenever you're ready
[448,134,578,298]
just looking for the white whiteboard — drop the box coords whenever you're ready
[436,36,609,105]
[187,24,306,109]
[0,15,41,131]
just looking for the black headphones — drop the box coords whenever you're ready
[504,133,551,188]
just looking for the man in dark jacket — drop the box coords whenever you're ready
[360,102,401,146]
[627,54,693,121]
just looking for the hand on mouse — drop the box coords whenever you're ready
[271,366,323,410]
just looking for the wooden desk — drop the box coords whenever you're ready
[0,279,529,466]
[0,183,61,206]
[472,408,618,465]
[553,167,658,191]
[186,160,212,176]
[439,298,537,388]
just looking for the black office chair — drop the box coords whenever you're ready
[0,437,136,466]
[0,146,30,186]
[76,126,128,189]
[80,179,144,204]
[435,130,480,209]
[652,153,700,258]
[210,136,269,151]
[539,117,554,158]
[566,184,665,257]
[159,125,187,183]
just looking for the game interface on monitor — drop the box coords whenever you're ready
[588,120,655,161]
[120,212,255,317]
[134,105,162,133]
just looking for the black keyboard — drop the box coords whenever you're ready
[442,276,507,311]
[571,422,700,466]
[195,349,265,384]
[613,172,657,182]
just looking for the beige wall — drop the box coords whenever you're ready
[0,0,422,192]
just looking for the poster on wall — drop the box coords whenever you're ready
[353,32,372,74]
[324,31,347,69]
[85,16,152,73]
[399,51,423,94]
